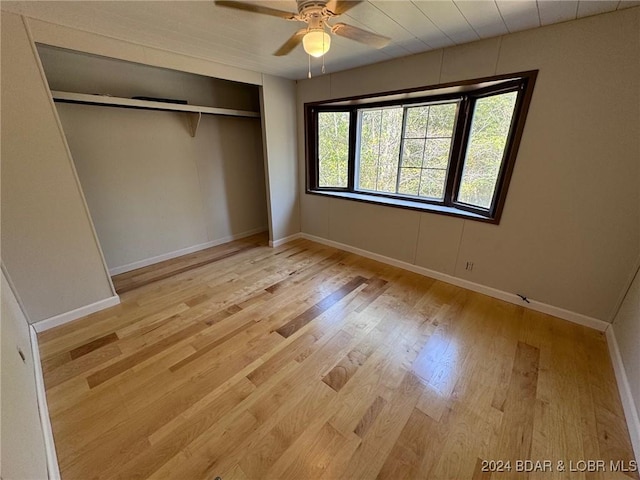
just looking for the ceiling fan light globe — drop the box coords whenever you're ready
[303,30,331,57]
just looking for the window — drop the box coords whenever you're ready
[305,71,537,223]
[318,111,350,188]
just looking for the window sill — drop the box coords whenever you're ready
[306,189,497,223]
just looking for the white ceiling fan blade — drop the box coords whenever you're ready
[326,0,361,16]
[215,1,298,20]
[331,22,390,48]
[274,29,307,56]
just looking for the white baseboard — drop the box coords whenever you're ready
[33,295,121,333]
[606,326,640,462]
[29,326,61,480]
[270,233,303,248]
[300,233,609,332]
[109,227,268,276]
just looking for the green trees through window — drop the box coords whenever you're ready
[318,111,349,188]
[395,102,457,200]
[358,107,402,193]
[307,71,537,223]
[457,92,518,209]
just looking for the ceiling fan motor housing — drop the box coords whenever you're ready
[297,0,329,14]
[297,0,331,28]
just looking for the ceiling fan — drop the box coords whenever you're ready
[215,0,391,58]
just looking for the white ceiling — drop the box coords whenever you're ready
[2,1,638,80]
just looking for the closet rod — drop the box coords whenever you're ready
[51,90,260,118]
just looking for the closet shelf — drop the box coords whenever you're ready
[51,90,261,118]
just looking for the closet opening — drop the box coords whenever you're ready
[37,44,270,289]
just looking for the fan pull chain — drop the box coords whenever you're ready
[322,54,325,74]
[308,54,312,79]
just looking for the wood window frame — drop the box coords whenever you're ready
[305,70,538,224]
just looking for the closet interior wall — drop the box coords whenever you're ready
[37,45,268,275]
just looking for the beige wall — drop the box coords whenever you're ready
[1,12,114,323]
[297,8,640,322]
[56,105,267,271]
[261,74,300,243]
[1,269,50,479]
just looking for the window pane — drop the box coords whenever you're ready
[357,107,403,193]
[401,138,425,168]
[396,102,457,200]
[424,138,452,169]
[427,103,457,138]
[356,101,457,201]
[318,111,350,188]
[457,91,517,209]
[405,107,429,138]
[398,167,420,196]
[419,169,446,199]
[358,110,380,191]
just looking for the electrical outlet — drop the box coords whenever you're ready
[465,261,474,271]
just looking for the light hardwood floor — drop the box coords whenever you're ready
[39,234,638,480]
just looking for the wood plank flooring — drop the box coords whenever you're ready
[39,234,638,480]
[111,234,267,294]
